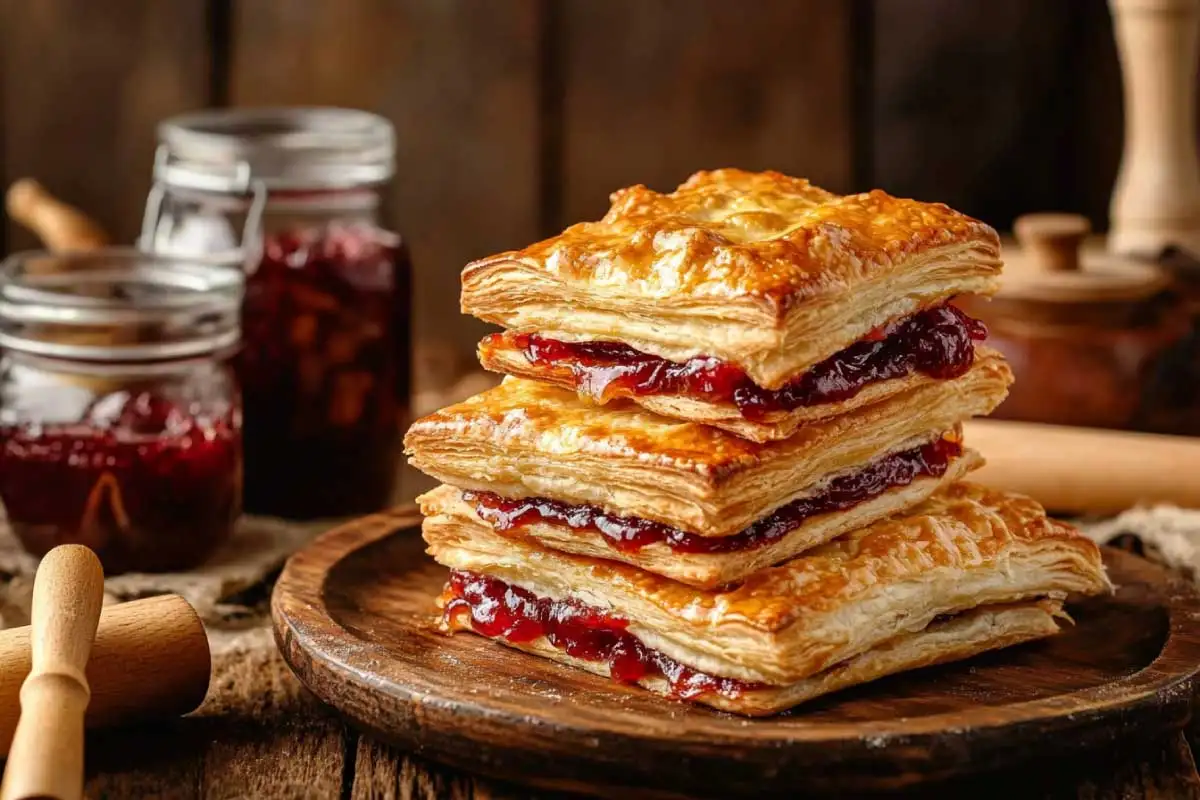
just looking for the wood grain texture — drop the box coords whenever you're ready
[351,740,542,800]
[1072,1,1125,230]
[271,508,1200,798]
[558,0,854,226]
[84,632,349,800]
[229,0,542,355]
[1080,734,1200,799]
[873,0,1089,227]
[889,732,1200,799]
[869,1,1130,233]
[0,0,210,251]
[75,643,1200,799]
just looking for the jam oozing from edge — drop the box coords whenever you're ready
[0,392,242,573]
[466,437,962,554]
[493,303,987,420]
[442,570,763,699]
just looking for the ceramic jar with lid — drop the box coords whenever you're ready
[959,213,1195,433]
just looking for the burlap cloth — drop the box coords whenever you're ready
[0,513,330,656]
[1080,506,1200,581]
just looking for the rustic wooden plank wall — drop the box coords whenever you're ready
[872,0,1123,228]
[557,0,856,225]
[228,0,543,354]
[0,0,212,251]
[0,0,1129,358]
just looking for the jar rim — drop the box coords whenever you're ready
[156,106,395,193]
[0,248,243,361]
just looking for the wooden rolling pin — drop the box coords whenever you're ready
[5,178,109,251]
[1,545,104,800]
[0,592,210,756]
[965,419,1200,515]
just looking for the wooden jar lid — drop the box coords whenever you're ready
[999,213,1171,303]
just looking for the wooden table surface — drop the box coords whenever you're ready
[78,466,1200,799]
[79,634,1200,799]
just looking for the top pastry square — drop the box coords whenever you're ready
[462,169,1001,390]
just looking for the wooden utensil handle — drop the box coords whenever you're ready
[0,593,210,756]
[964,419,1200,514]
[1108,0,1200,254]
[5,178,109,252]
[0,546,104,800]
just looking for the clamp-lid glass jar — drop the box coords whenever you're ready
[140,107,411,519]
[0,249,244,573]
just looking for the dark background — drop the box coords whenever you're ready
[0,0,1127,355]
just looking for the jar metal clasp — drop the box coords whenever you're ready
[139,144,269,273]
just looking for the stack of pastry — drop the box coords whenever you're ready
[405,169,1110,715]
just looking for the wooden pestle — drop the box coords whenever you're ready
[0,593,211,757]
[965,419,1200,515]
[4,179,109,252]
[1108,0,1200,255]
[0,545,104,800]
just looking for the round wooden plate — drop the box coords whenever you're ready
[272,507,1200,798]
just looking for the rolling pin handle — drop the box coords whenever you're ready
[0,545,105,800]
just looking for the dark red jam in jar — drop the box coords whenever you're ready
[487,303,987,419]
[145,108,410,518]
[464,435,961,554]
[238,220,410,518]
[0,250,244,572]
[442,570,762,698]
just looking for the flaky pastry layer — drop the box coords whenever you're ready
[461,169,1002,388]
[404,358,1011,537]
[419,444,978,588]
[424,483,1111,685]
[449,601,1063,716]
[479,340,1005,443]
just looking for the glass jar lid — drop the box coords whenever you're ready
[0,248,243,361]
[155,107,395,193]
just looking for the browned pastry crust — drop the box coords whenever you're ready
[461,169,1002,389]
[454,601,1064,716]
[418,445,979,588]
[425,483,1112,696]
[479,337,1008,443]
[403,360,1011,537]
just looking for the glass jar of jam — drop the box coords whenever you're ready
[140,108,411,519]
[0,249,244,572]
[960,213,1194,433]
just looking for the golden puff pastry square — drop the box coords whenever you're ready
[461,169,1002,390]
[426,483,1111,716]
[403,363,1010,538]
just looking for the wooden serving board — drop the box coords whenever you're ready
[271,507,1200,798]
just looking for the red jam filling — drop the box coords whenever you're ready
[238,222,411,519]
[490,303,986,420]
[465,437,961,555]
[443,570,762,698]
[0,392,241,573]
